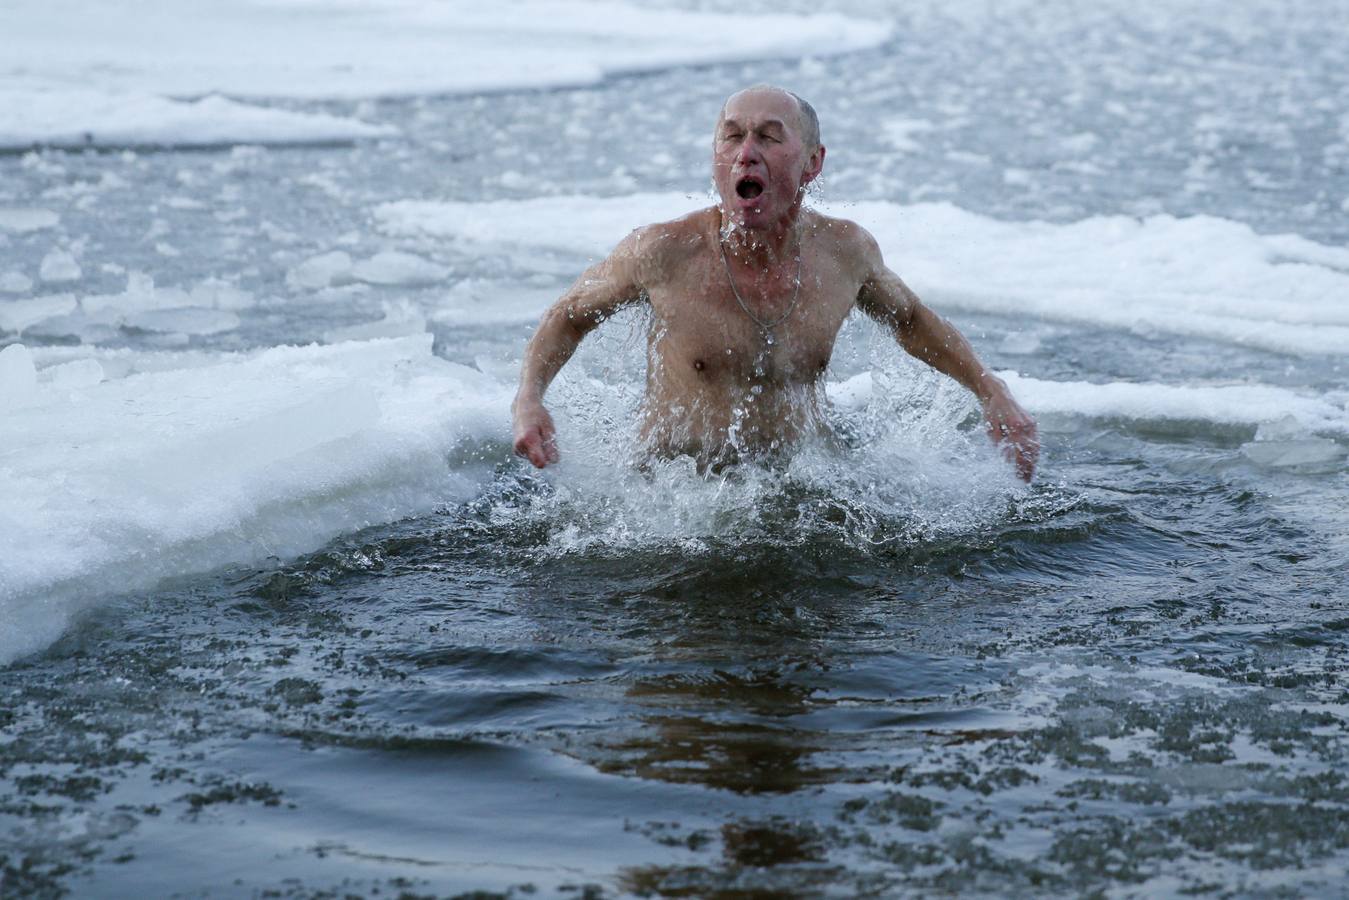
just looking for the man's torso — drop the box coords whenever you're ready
[634,207,867,465]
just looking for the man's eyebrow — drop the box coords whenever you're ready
[720,117,788,131]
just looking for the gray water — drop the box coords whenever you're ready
[3,0,1349,896]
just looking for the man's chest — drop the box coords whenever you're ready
[646,254,858,383]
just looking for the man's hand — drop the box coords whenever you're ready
[982,390,1039,482]
[512,399,559,468]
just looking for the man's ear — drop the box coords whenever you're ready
[801,145,826,186]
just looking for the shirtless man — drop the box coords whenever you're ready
[512,85,1039,480]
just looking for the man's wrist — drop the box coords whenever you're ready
[975,371,1008,406]
[512,392,543,413]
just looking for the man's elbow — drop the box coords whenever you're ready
[538,303,593,343]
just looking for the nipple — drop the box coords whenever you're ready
[693,359,705,371]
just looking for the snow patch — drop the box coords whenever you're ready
[351,251,449,287]
[0,208,60,233]
[1,0,888,148]
[0,335,512,665]
[378,192,1349,358]
[39,249,82,283]
[0,87,396,150]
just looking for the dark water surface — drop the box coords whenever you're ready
[4,0,1349,896]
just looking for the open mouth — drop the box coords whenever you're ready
[735,177,764,200]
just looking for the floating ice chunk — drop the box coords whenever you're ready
[122,307,241,336]
[287,251,355,290]
[0,294,77,333]
[1059,132,1100,155]
[997,372,1349,436]
[352,251,449,286]
[39,249,82,283]
[881,118,935,153]
[323,300,427,343]
[83,272,247,317]
[22,315,119,345]
[998,331,1042,355]
[164,196,207,210]
[0,272,33,294]
[430,279,563,326]
[188,279,254,311]
[40,358,105,390]
[0,208,59,233]
[829,371,1349,437]
[1240,438,1346,471]
[0,87,399,150]
[1253,414,1307,442]
[0,344,39,410]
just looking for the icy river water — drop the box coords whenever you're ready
[2,0,1348,896]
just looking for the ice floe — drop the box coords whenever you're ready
[2,0,889,148]
[377,192,1349,357]
[0,208,60,233]
[2,274,256,343]
[0,87,397,151]
[350,251,449,287]
[827,371,1349,438]
[0,334,512,665]
[0,272,34,294]
[38,249,82,283]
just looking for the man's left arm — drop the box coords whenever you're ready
[855,233,1039,481]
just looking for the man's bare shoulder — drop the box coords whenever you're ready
[628,206,716,251]
[618,207,718,280]
[802,209,883,279]
[803,209,880,257]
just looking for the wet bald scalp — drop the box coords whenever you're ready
[718,84,821,152]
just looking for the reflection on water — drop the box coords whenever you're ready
[4,0,1349,890]
[3,434,1348,896]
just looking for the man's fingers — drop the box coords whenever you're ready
[987,416,1039,482]
[538,422,559,464]
[513,426,559,469]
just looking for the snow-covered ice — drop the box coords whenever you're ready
[0,295,78,334]
[1,0,890,148]
[38,249,82,283]
[0,208,60,233]
[0,335,512,664]
[0,272,34,294]
[378,192,1349,357]
[288,251,356,291]
[351,251,450,287]
[0,87,397,150]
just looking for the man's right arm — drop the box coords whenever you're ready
[512,228,650,468]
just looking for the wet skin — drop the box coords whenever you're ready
[513,87,1039,479]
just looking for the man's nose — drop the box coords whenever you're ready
[735,137,762,166]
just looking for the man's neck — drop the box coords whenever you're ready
[720,205,803,268]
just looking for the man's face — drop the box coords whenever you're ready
[713,90,822,232]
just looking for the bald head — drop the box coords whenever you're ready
[718,85,821,152]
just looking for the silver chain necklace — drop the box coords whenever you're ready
[719,225,803,347]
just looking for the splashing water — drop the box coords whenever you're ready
[473,310,1039,558]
